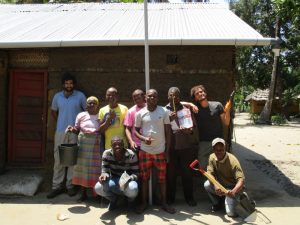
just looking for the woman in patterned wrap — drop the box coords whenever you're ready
[67,96,102,202]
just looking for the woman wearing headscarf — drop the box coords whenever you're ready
[67,96,102,202]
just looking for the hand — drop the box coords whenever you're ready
[110,110,116,118]
[144,136,154,145]
[129,175,137,181]
[224,100,232,113]
[66,126,76,133]
[65,126,72,133]
[180,127,192,134]
[190,103,199,113]
[226,189,236,198]
[99,175,107,183]
[169,111,177,121]
[215,186,225,196]
[107,110,116,122]
[130,141,138,151]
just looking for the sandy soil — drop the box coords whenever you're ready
[233,113,300,199]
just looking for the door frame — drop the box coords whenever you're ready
[8,69,48,166]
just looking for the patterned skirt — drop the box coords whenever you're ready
[72,132,102,188]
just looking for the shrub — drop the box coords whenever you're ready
[271,114,287,125]
[250,113,259,124]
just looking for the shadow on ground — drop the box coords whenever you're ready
[233,142,300,204]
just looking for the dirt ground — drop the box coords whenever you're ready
[233,113,300,198]
[0,112,299,225]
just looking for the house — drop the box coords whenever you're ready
[0,3,275,175]
[245,89,299,115]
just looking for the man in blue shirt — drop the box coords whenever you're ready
[47,73,86,199]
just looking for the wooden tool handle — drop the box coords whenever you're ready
[202,171,228,193]
[189,159,228,193]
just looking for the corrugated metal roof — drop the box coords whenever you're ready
[0,3,274,48]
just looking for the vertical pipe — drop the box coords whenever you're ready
[144,0,150,91]
[144,0,152,205]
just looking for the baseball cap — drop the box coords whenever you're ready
[212,137,225,147]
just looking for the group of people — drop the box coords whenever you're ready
[47,72,246,218]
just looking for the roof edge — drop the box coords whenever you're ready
[0,38,274,48]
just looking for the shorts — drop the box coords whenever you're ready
[138,150,167,182]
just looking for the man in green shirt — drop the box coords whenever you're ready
[204,137,245,217]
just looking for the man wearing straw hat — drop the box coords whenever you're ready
[47,73,86,199]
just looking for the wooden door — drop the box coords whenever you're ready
[8,70,48,165]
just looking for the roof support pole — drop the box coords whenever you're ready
[144,0,152,206]
[144,0,150,91]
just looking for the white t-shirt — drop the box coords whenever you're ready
[135,106,170,154]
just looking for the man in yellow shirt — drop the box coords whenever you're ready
[99,87,128,149]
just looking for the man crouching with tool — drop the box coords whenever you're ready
[204,138,245,217]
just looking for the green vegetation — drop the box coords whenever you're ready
[231,0,300,116]
[250,113,259,124]
[271,113,287,125]
[234,88,252,112]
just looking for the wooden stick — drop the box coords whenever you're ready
[172,96,176,112]
[190,160,228,193]
[202,169,228,193]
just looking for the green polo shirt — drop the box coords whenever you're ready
[207,152,245,188]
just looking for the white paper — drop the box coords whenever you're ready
[177,108,193,129]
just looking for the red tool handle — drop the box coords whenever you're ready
[189,159,199,169]
[189,159,206,173]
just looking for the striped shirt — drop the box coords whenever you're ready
[101,148,139,180]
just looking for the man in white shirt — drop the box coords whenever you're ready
[135,89,175,214]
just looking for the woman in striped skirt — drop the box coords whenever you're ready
[67,96,102,202]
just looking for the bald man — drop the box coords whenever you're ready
[99,87,128,149]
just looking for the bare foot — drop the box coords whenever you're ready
[161,203,176,214]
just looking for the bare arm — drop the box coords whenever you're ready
[181,101,198,113]
[66,126,79,134]
[51,110,58,121]
[135,127,153,145]
[220,98,233,127]
[99,119,111,134]
[220,106,231,127]
[125,126,137,150]
[227,178,244,197]
[164,124,172,161]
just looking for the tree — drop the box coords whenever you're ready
[231,0,300,119]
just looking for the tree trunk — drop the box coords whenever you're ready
[258,54,279,124]
[258,17,280,124]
